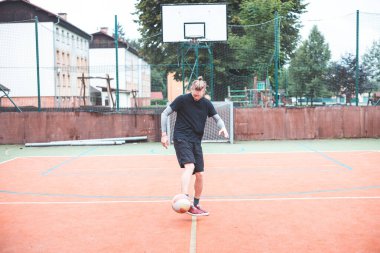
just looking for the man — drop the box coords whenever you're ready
[161,76,229,216]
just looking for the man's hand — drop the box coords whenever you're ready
[161,133,169,149]
[218,127,229,138]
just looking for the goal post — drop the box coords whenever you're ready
[167,101,234,143]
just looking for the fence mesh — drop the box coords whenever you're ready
[1,11,380,112]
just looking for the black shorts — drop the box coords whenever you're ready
[173,139,204,174]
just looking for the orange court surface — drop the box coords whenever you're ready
[0,139,380,253]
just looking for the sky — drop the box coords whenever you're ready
[29,0,380,60]
[30,0,141,39]
[300,0,380,60]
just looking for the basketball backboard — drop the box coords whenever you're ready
[161,3,227,43]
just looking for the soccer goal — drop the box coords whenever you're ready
[167,101,234,143]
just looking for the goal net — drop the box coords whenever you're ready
[167,101,234,143]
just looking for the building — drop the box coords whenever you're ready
[167,72,187,102]
[0,0,91,108]
[89,28,151,108]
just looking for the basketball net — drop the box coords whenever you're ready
[189,37,200,45]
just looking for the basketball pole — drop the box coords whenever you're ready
[181,41,214,99]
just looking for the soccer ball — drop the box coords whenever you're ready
[171,194,191,213]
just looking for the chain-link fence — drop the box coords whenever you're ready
[1,11,380,112]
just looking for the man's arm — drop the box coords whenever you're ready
[161,106,174,148]
[212,114,229,138]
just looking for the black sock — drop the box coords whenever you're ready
[194,198,200,206]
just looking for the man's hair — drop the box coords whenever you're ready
[191,76,207,91]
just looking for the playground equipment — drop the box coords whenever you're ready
[0,83,22,112]
[227,78,274,107]
[368,92,380,106]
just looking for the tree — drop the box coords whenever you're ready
[288,25,331,105]
[325,54,369,105]
[125,38,142,51]
[288,41,308,104]
[135,0,307,100]
[113,22,126,40]
[236,0,307,64]
[362,40,380,92]
[151,67,167,96]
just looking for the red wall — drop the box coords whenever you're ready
[0,107,379,144]
[234,106,380,140]
[0,112,161,144]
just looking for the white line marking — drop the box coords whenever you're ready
[14,149,380,158]
[204,196,380,201]
[0,196,380,205]
[0,158,18,165]
[5,148,11,156]
[0,200,170,205]
[190,216,197,253]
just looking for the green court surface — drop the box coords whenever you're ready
[1,139,379,162]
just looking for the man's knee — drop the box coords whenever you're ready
[184,163,195,171]
[195,171,204,178]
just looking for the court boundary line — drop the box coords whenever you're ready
[298,144,353,170]
[190,216,197,253]
[41,147,98,176]
[6,149,380,160]
[1,185,380,200]
[1,196,380,205]
[0,157,18,165]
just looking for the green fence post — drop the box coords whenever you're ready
[195,43,199,79]
[208,43,214,100]
[114,15,120,110]
[274,11,280,107]
[182,44,185,94]
[355,10,360,106]
[34,16,41,111]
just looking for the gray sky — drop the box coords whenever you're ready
[30,0,140,38]
[300,0,380,60]
[30,0,380,60]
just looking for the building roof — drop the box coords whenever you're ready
[90,30,139,56]
[0,0,91,40]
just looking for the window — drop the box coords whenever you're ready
[62,52,65,70]
[56,50,60,65]
[56,28,60,41]
[62,74,66,87]
[67,53,71,71]
[61,30,65,44]
[56,72,60,87]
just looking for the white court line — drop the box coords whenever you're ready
[190,216,197,253]
[1,196,380,205]
[0,157,18,165]
[16,149,380,158]
[0,149,375,166]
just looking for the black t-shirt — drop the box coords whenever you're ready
[170,93,217,142]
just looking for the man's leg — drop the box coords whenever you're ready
[193,171,208,215]
[194,172,203,201]
[183,164,207,216]
[182,163,194,195]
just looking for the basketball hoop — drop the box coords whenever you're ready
[161,4,227,43]
[189,37,200,45]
